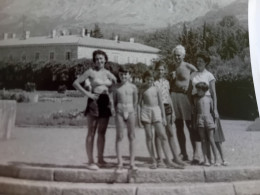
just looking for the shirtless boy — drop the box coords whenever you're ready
[114,66,138,170]
[195,82,219,166]
[138,71,183,169]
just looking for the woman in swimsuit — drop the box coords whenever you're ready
[73,50,117,170]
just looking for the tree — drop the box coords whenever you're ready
[219,16,239,28]
[92,24,103,38]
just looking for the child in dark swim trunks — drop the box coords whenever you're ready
[195,82,219,166]
[114,67,138,171]
[138,71,183,169]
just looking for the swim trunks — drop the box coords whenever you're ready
[197,114,216,129]
[116,103,135,120]
[84,93,112,117]
[141,105,162,124]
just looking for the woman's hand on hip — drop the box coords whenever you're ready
[214,110,219,118]
[89,93,99,100]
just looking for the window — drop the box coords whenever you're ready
[50,52,54,60]
[22,54,26,61]
[114,55,118,63]
[35,52,40,61]
[66,52,71,60]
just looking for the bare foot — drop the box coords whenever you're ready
[221,161,229,166]
[115,164,124,173]
[149,162,157,169]
[129,165,138,171]
[173,159,188,166]
[166,161,184,169]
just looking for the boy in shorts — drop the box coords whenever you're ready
[138,71,183,169]
[114,66,138,170]
[195,82,219,166]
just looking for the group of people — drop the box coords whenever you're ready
[73,45,228,171]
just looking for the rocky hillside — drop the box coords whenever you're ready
[0,0,236,37]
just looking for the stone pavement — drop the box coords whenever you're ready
[0,119,260,194]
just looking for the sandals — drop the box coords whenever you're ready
[149,162,157,169]
[86,163,99,170]
[221,161,229,166]
[115,165,124,172]
[166,161,184,169]
[213,163,221,167]
[200,162,211,167]
[129,165,138,171]
[98,159,108,165]
[173,159,188,166]
[191,159,200,165]
[157,160,165,168]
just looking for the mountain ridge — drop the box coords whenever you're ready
[0,0,237,37]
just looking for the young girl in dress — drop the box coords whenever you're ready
[154,61,186,168]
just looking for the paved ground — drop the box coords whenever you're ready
[0,119,259,168]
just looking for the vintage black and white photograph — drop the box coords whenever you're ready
[0,0,259,194]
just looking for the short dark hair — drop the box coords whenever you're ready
[195,82,209,92]
[143,70,154,80]
[154,61,167,71]
[93,50,108,63]
[118,66,131,74]
[196,51,210,66]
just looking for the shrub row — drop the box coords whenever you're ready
[0,59,258,119]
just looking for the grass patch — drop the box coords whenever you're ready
[15,90,116,127]
[15,91,88,126]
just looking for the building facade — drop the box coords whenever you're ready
[0,30,159,66]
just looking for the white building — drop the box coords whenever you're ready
[0,30,159,66]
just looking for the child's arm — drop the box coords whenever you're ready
[157,88,166,126]
[209,79,219,118]
[113,88,118,111]
[133,85,138,111]
[137,87,143,128]
[167,93,176,124]
[210,98,215,120]
[187,79,196,117]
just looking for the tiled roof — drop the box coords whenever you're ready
[0,35,159,53]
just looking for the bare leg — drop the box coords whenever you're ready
[155,131,163,162]
[186,120,200,161]
[198,127,209,165]
[165,115,186,166]
[143,123,156,167]
[215,142,225,162]
[97,117,110,164]
[86,115,98,164]
[185,120,195,150]
[115,114,124,167]
[154,122,183,169]
[176,119,188,160]
[206,141,212,164]
[207,129,219,164]
[126,112,136,169]
[216,142,228,165]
